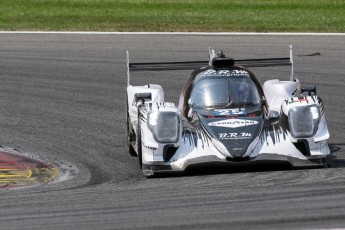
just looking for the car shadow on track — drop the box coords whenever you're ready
[152,162,294,178]
[327,143,345,168]
[183,162,292,177]
[330,143,342,154]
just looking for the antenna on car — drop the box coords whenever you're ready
[290,45,294,81]
[208,47,216,66]
[126,51,130,86]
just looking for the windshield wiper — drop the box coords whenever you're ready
[226,80,232,108]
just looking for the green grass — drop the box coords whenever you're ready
[0,0,344,32]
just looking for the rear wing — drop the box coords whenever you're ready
[126,46,294,86]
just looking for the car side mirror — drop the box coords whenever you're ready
[268,110,280,125]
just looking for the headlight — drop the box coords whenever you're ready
[147,111,179,143]
[288,105,320,138]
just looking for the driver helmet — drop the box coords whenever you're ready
[238,80,250,102]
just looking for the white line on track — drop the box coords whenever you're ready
[0,31,344,36]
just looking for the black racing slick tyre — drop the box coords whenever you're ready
[126,94,137,157]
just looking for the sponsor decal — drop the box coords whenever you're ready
[288,97,309,104]
[198,69,249,77]
[208,119,258,128]
[214,109,246,116]
[218,132,252,140]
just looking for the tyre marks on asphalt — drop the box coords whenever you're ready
[0,150,59,189]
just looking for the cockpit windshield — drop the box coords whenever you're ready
[189,71,261,109]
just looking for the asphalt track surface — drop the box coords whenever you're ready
[0,34,344,230]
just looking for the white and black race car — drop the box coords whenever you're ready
[126,47,330,177]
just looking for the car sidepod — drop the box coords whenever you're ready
[258,95,330,167]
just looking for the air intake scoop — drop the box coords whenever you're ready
[212,58,235,69]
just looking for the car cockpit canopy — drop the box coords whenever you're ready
[189,70,262,109]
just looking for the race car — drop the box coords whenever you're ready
[126,46,330,177]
